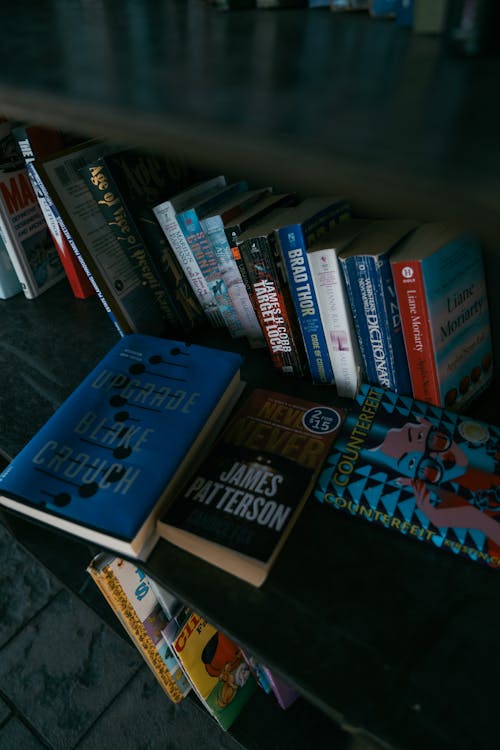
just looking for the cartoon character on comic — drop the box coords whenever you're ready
[201,631,250,708]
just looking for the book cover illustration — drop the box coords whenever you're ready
[87,554,190,702]
[158,388,345,585]
[0,334,243,559]
[11,123,95,299]
[391,223,493,411]
[0,123,64,299]
[163,607,257,730]
[315,383,500,569]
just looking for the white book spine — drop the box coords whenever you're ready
[153,200,221,325]
[308,248,362,398]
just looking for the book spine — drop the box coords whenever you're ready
[375,254,412,395]
[82,161,184,336]
[278,225,336,385]
[0,231,22,298]
[338,255,372,383]
[135,212,205,333]
[176,208,244,338]
[239,234,307,376]
[87,561,187,704]
[391,258,440,404]
[26,162,95,299]
[153,201,223,327]
[0,169,63,299]
[33,165,125,336]
[201,214,265,348]
[37,147,151,336]
[308,247,361,398]
[351,255,392,388]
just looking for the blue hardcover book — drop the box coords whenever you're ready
[339,220,417,395]
[0,334,243,559]
[276,196,351,385]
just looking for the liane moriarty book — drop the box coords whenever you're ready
[314,383,500,569]
[0,334,243,559]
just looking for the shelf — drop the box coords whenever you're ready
[2,3,500,748]
[3,283,500,750]
[1,1,500,238]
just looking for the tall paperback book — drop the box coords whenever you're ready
[236,207,308,378]
[174,180,251,338]
[162,605,257,730]
[153,175,228,327]
[92,148,205,332]
[38,139,174,337]
[314,383,500,569]
[11,123,95,299]
[275,195,352,386]
[87,553,191,703]
[390,222,493,411]
[199,187,272,348]
[157,388,345,586]
[0,122,64,299]
[305,219,364,398]
[338,219,417,395]
[0,334,243,559]
[81,158,189,337]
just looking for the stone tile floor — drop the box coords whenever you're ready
[1,519,378,750]
[0,520,248,750]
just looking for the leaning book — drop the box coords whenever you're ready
[0,334,243,559]
[162,605,257,730]
[314,383,500,569]
[157,388,345,586]
[87,553,191,703]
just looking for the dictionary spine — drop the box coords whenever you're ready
[391,258,440,405]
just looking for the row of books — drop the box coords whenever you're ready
[87,553,299,730]
[2,320,499,592]
[0,120,493,418]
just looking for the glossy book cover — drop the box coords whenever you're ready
[315,383,500,568]
[0,334,243,558]
[159,388,344,584]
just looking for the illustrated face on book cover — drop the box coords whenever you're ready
[366,412,500,551]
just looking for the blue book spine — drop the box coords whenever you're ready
[176,208,244,339]
[349,255,393,389]
[375,252,412,394]
[278,226,336,385]
[339,255,372,384]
